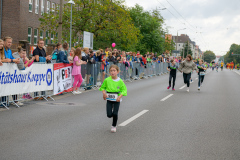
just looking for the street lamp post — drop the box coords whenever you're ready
[176,28,186,57]
[68,0,75,50]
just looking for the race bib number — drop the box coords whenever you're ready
[106,93,118,101]
[200,72,205,76]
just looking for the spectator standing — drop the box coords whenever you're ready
[94,50,102,62]
[12,46,28,70]
[72,48,87,94]
[68,47,75,62]
[81,47,89,80]
[51,43,62,62]
[33,39,51,63]
[86,50,96,85]
[107,52,117,64]
[57,43,70,64]
[104,47,109,58]
[33,39,51,99]
[131,52,137,62]
[0,39,5,107]
[0,39,4,65]
[3,37,20,64]
[3,37,21,105]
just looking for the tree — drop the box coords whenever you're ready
[180,42,192,58]
[203,50,216,63]
[129,4,165,54]
[39,0,140,50]
[223,43,240,64]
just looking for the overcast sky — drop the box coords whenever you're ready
[124,0,240,55]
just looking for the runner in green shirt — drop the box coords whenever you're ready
[99,65,127,133]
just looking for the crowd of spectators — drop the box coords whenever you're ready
[0,36,187,107]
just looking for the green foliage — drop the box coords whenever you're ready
[180,42,192,58]
[39,0,140,50]
[223,43,240,64]
[39,0,166,53]
[129,4,165,54]
[203,50,216,63]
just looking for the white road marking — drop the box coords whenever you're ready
[119,110,149,127]
[179,85,186,89]
[234,70,240,75]
[160,94,174,101]
[195,78,198,80]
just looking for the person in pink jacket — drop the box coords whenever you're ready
[72,48,87,94]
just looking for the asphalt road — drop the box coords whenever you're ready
[0,69,240,160]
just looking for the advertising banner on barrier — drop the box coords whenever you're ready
[53,63,73,95]
[0,63,53,97]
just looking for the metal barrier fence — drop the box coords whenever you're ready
[0,62,169,110]
[78,62,169,89]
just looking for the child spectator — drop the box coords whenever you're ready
[72,48,87,94]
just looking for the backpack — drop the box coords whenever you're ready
[52,50,58,60]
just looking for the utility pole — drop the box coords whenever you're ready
[58,0,63,43]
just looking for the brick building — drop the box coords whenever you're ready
[0,0,66,54]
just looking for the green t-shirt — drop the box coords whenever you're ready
[99,76,127,96]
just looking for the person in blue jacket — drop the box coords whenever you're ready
[57,42,69,64]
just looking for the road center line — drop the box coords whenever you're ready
[179,85,186,89]
[160,94,174,101]
[119,110,149,127]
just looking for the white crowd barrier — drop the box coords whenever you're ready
[0,62,170,110]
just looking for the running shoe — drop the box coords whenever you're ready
[111,126,116,133]
[201,83,203,87]
[77,91,82,94]
[167,86,171,89]
[191,79,193,82]
[198,87,200,91]
[73,91,78,95]
[172,88,175,91]
[187,88,189,92]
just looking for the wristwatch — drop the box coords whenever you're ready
[11,59,13,63]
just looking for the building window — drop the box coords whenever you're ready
[34,29,38,45]
[41,0,44,15]
[45,31,49,44]
[47,1,50,14]
[40,30,43,39]
[51,33,54,44]
[29,0,33,12]
[28,27,32,44]
[35,0,39,14]
[52,3,55,12]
